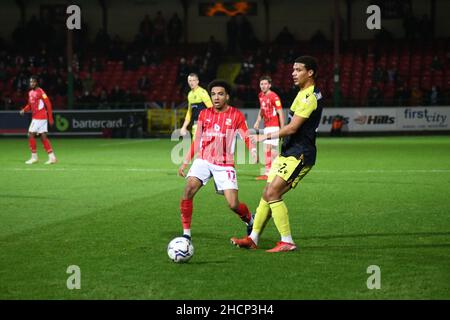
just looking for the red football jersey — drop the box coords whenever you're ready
[25,88,53,120]
[186,106,254,167]
[258,91,282,127]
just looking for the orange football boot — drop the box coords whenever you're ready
[266,241,297,252]
[230,236,257,249]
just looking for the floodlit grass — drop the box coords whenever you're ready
[0,137,449,299]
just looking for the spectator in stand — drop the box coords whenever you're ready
[123,90,134,104]
[367,85,383,106]
[395,83,410,106]
[124,54,138,71]
[387,67,397,83]
[134,89,146,103]
[429,86,441,105]
[431,56,443,71]
[73,74,83,93]
[276,27,295,45]
[98,89,109,109]
[139,14,154,43]
[14,72,29,92]
[372,66,386,83]
[410,85,423,106]
[168,13,183,44]
[82,73,95,94]
[89,57,103,72]
[283,49,296,64]
[110,85,125,105]
[55,77,66,96]
[153,11,166,45]
[138,75,151,91]
[262,57,276,74]
[79,90,96,107]
[56,56,65,70]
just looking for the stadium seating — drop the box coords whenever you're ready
[1,40,449,109]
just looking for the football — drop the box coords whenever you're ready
[167,237,194,263]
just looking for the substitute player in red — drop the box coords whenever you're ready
[19,76,57,164]
[253,76,284,180]
[178,79,257,240]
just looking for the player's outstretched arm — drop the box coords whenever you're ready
[180,104,192,136]
[238,118,257,162]
[253,110,261,130]
[277,109,285,129]
[252,115,307,143]
[20,104,30,115]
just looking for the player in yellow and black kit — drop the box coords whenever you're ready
[231,56,323,252]
[180,73,213,137]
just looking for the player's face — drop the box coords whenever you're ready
[292,63,313,87]
[210,87,229,110]
[260,80,271,93]
[29,79,37,89]
[187,76,199,90]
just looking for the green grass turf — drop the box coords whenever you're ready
[0,136,449,299]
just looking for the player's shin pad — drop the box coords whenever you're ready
[269,200,291,237]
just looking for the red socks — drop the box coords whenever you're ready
[41,136,53,154]
[236,203,251,224]
[180,200,251,231]
[265,147,277,175]
[180,199,193,230]
[28,136,37,153]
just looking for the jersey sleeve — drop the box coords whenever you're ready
[272,94,282,110]
[294,95,317,119]
[41,89,53,121]
[201,89,213,108]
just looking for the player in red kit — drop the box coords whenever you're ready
[19,76,57,164]
[178,80,257,240]
[253,76,284,180]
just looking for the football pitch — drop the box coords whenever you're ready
[1,136,449,299]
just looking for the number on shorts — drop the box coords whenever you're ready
[278,163,287,174]
[226,170,236,182]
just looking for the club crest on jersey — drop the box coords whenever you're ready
[225,118,232,126]
[214,124,221,131]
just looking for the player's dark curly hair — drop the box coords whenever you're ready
[208,79,232,95]
[295,56,318,78]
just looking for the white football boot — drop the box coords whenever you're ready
[25,154,38,165]
[45,153,57,165]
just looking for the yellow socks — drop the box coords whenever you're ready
[249,198,272,244]
[269,200,292,240]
